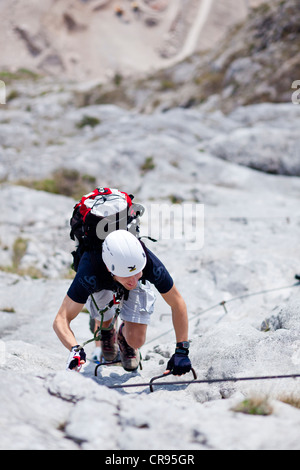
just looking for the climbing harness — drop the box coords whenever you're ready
[74,290,124,352]
[76,288,144,374]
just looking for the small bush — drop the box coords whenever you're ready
[0,68,40,84]
[16,168,96,199]
[278,394,300,410]
[168,194,184,204]
[0,237,43,278]
[140,156,155,173]
[2,307,15,313]
[12,237,28,269]
[76,115,101,129]
[231,397,273,416]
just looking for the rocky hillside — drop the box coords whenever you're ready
[0,93,300,452]
[1,0,300,452]
[1,92,300,449]
[70,0,300,113]
[0,0,257,82]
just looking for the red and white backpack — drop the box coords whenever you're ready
[70,187,144,271]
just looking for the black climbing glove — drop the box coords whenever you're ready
[166,343,192,376]
[66,345,86,371]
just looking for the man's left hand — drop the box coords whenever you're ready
[165,348,192,376]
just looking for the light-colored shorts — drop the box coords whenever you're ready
[86,280,156,325]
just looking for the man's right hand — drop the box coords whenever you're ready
[66,345,86,371]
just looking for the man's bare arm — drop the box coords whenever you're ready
[53,295,84,351]
[161,285,189,343]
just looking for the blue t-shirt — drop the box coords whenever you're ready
[67,246,174,304]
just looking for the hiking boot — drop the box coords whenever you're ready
[100,326,119,362]
[117,323,140,372]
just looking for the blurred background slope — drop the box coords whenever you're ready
[1,0,298,115]
[1,0,271,82]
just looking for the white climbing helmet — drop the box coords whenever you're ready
[102,230,147,277]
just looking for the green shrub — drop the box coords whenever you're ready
[16,168,96,199]
[76,115,101,128]
[12,237,28,269]
[232,397,273,416]
[140,156,155,173]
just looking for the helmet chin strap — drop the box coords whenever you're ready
[106,266,115,279]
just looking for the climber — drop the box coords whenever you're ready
[114,5,124,17]
[53,230,192,375]
[131,1,140,13]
